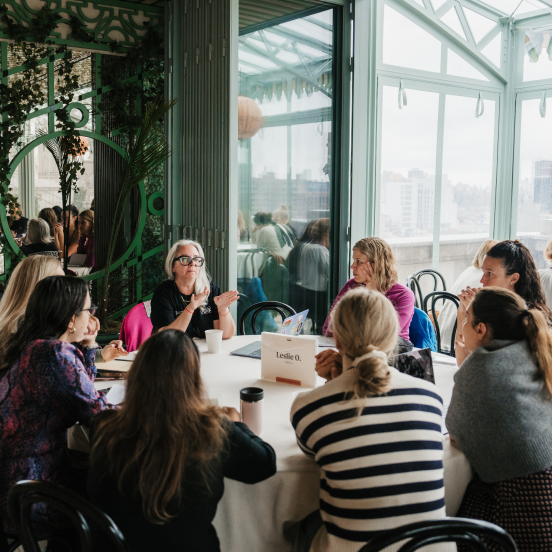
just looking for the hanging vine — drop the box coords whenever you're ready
[0,5,88,272]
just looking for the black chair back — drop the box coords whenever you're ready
[239,301,296,336]
[358,518,517,552]
[423,291,460,356]
[7,480,129,552]
[407,269,447,309]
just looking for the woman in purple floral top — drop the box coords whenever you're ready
[0,276,109,534]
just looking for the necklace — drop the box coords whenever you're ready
[175,282,192,308]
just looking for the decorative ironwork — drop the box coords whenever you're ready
[0,0,163,53]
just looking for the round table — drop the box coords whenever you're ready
[96,335,473,552]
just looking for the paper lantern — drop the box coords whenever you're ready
[61,136,89,157]
[238,96,263,140]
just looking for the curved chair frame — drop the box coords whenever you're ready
[359,518,517,552]
[239,301,296,336]
[407,269,447,309]
[7,480,129,552]
[423,291,460,356]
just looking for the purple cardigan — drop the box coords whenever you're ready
[0,340,109,532]
[323,279,415,340]
[77,233,95,268]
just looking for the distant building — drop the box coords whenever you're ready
[533,160,552,214]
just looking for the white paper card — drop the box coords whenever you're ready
[68,253,87,267]
[261,333,317,388]
[115,351,138,362]
[106,384,126,405]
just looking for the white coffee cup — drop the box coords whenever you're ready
[205,329,224,353]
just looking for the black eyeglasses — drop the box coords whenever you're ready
[78,305,98,316]
[174,255,205,267]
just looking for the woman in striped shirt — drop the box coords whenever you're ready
[291,288,447,552]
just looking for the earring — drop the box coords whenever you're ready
[69,327,75,334]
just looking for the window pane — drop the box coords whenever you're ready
[382,5,441,73]
[379,86,439,283]
[439,94,495,283]
[523,32,552,82]
[238,10,334,334]
[516,98,552,268]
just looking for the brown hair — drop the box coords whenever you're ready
[92,330,227,524]
[38,207,58,233]
[471,287,552,396]
[0,256,61,346]
[473,239,498,270]
[353,237,398,293]
[78,209,94,234]
[311,218,330,244]
[331,287,398,398]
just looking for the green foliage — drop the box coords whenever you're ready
[98,95,175,324]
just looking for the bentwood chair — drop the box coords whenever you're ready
[239,301,296,336]
[7,480,129,552]
[407,269,447,309]
[423,291,460,356]
[359,518,517,552]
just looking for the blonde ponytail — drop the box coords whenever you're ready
[523,309,552,396]
[331,287,398,399]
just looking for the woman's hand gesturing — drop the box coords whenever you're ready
[213,290,239,314]
[457,286,479,313]
[188,287,210,312]
[315,349,343,381]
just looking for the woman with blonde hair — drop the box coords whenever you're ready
[437,238,498,352]
[322,237,414,338]
[448,287,552,549]
[151,239,238,338]
[0,256,125,363]
[20,218,59,258]
[539,238,552,309]
[88,329,276,552]
[292,288,446,552]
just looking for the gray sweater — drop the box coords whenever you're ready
[446,339,552,483]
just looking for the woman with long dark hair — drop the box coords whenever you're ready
[448,287,552,550]
[54,204,80,259]
[0,276,109,534]
[456,240,552,361]
[88,329,276,552]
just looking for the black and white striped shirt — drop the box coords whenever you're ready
[291,366,446,552]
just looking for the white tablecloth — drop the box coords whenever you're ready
[96,336,473,552]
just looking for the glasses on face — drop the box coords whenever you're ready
[78,305,98,317]
[174,255,205,267]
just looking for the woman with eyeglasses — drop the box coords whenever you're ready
[151,240,239,339]
[0,276,110,536]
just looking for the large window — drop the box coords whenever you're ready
[237,9,336,334]
[374,1,502,287]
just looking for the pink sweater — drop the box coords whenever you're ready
[322,279,415,340]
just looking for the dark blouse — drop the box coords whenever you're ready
[150,280,221,338]
[88,412,276,552]
[0,340,109,532]
[21,241,59,257]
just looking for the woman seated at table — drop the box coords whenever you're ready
[38,207,61,238]
[437,238,497,352]
[76,209,95,268]
[323,237,415,341]
[0,276,110,535]
[151,239,238,339]
[447,287,552,550]
[88,329,276,552]
[0,256,125,364]
[292,288,446,552]
[456,240,552,349]
[20,218,59,258]
[55,204,80,259]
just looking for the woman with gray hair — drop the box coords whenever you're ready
[151,239,238,339]
[21,218,59,258]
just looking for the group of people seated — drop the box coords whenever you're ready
[4,202,95,268]
[1,234,552,551]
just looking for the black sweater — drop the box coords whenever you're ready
[87,411,276,552]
